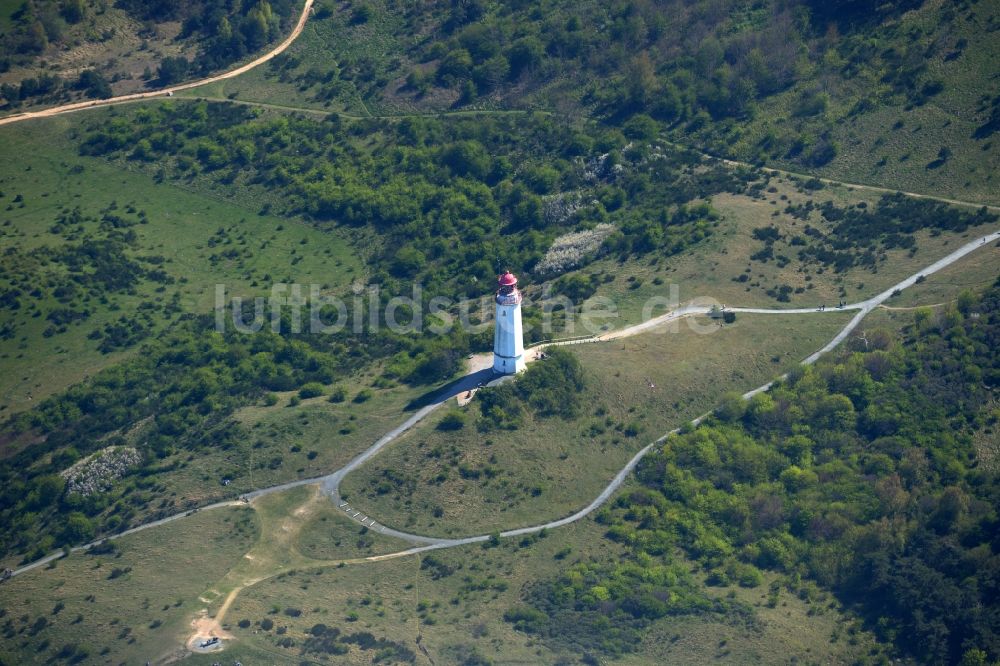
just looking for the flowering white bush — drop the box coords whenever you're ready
[542,192,584,227]
[61,446,142,496]
[583,151,624,182]
[535,223,616,276]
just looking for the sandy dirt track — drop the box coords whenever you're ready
[0,0,314,128]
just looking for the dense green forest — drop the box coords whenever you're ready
[507,282,1000,663]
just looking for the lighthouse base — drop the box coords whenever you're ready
[493,353,526,375]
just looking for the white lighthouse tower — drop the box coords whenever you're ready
[493,270,526,374]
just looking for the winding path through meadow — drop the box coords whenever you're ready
[8,227,998,582]
[2,7,999,655]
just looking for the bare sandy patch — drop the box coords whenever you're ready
[186,609,233,652]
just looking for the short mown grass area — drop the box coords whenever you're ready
[340,311,852,538]
[0,505,257,665]
[293,491,409,561]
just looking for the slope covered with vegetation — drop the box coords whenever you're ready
[0,306,484,565]
[507,282,1000,663]
[2,93,995,568]
[77,100,996,305]
[0,1,996,662]
[75,101,735,298]
[216,0,999,204]
[0,0,300,110]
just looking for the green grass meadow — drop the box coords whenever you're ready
[192,508,879,665]
[587,174,999,328]
[0,112,362,414]
[340,311,852,538]
[0,505,258,665]
[0,0,996,661]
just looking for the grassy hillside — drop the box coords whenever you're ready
[70,98,998,307]
[0,114,362,415]
[0,317,439,572]
[0,1,996,663]
[1,95,994,573]
[506,282,1000,663]
[0,504,257,665]
[0,0,302,113]
[581,174,998,324]
[6,287,994,664]
[211,510,882,665]
[188,0,1000,204]
[341,311,852,537]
